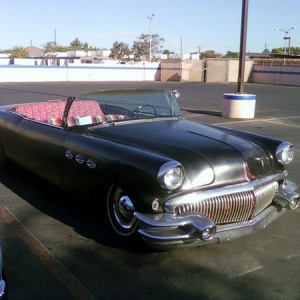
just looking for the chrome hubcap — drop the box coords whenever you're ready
[113,191,136,230]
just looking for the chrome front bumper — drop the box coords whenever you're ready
[135,205,284,250]
[135,176,299,250]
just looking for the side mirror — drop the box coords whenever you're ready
[172,90,180,98]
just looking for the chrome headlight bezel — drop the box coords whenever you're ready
[276,142,294,165]
[157,161,184,191]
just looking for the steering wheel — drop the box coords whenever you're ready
[132,105,157,118]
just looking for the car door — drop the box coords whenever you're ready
[19,120,67,188]
[62,130,106,194]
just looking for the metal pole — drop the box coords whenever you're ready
[147,13,155,62]
[237,0,248,94]
[284,33,287,54]
[274,27,294,54]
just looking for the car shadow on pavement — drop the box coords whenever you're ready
[181,108,222,117]
[0,165,152,254]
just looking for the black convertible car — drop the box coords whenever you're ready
[0,88,298,250]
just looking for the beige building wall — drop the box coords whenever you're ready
[205,60,227,82]
[227,60,253,82]
[181,60,204,82]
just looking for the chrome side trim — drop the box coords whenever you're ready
[86,159,97,169]
[75,155,85,164]
[65,150,74,160]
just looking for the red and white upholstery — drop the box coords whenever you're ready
[13,100,126,126]
[14,101,66,122]
[65,114,126,126]
[69,100,105,117]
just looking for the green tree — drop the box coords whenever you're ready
[288,47,300,55]
[133,33,164,60]
[82,42,92,51]
[110,41,131,60]
[262,48,270,54]
[10,46,29,58]
[70,38,83,49]
[271,47,284,54]
[271,46,300,55]
[42,42,69,54]
[223,51,239,58]
[131,40,148,59]
[162,49,174,59]
[201,50,222,59]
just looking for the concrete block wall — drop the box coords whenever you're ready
[0,58,299,86]
[0,62,161,82]
[227,60,253,82]
[205,60,227,82]
[205,59,253,83]
[181,60,204,82]
[252,65,300,86]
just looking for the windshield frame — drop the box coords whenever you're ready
[64,89,182,127]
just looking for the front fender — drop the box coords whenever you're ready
[207,125,286,171]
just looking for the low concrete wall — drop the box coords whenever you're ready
[227,60,253,82]
[181,60,204,82]
[205,59,253,83]
[252,65,300,86]
[205,60,227,82]
[1,58,300,86]
[160,60,182,81]
[0,62,161,82]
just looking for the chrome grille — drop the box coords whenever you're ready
[253,182,278,216]
[173,182,278,224]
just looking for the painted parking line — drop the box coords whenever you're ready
[215,115,300,126]
[263,120,300,128]
[0,204,96,300]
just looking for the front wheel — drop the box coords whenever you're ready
[106,185,138,238]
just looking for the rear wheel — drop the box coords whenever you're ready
[106,185,138,238]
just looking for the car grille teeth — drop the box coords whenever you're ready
[173,182,278,224]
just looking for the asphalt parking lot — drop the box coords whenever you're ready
[0,81,299,300]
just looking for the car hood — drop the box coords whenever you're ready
[88,119,273,187]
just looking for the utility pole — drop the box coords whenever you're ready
[180,37,183,59]
[147,14,155,62]
[198,46,201,59]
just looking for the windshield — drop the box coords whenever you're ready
[66,89,182,126]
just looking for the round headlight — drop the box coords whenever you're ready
[158,161,184,191]
[276,142,294,164]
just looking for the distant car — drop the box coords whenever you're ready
[0,88,298,250]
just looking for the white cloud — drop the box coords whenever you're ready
[120,31,139,36]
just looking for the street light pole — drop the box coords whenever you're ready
[147,13,155,62]
[274,27,294,54]
[237,0,248,94]
[222,0,256,119]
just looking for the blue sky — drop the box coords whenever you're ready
[1,0,300,54]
